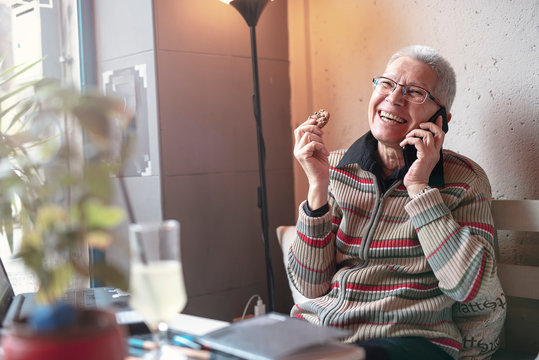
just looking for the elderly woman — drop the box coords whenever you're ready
[290,45,503,360]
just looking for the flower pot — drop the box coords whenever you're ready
[1,309,126,360]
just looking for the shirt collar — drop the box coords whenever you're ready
[335,131,445,188]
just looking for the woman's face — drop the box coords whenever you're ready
[368,56,440,148]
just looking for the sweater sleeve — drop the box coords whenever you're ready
[404,174,497,303]
[286,194,341,299]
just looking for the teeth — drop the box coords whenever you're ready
[380,111,406,124]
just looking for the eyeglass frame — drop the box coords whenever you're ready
[372,76,443,107]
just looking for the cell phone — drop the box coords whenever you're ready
[403,107,448,169]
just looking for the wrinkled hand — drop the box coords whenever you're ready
[293,117,330,209]
[399,115,446,196]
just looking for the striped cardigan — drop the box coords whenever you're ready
[288,136,497,359]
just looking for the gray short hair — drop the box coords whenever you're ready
[388,45,456,111]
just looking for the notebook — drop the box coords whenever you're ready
[199,313,365,360]
[0,256,149,334]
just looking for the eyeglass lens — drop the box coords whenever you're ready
[373,77,428,104]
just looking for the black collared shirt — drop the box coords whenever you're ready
[336,131,445,192]
[336,131,408,193]
[305,131,445,216]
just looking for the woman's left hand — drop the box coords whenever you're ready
[400,115,445,196]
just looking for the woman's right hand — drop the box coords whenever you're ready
[293,117,330,210]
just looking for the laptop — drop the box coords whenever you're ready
[0,257,149,335]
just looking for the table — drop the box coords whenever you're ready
[126,313,231,360]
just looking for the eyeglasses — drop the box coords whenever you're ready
[372,76,442,106]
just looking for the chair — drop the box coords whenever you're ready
[490,199,539,359]
[276,199,539,359]
[491,200,539,300]
[276,225,308,305]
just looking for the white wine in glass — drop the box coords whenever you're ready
[129,220,187,359]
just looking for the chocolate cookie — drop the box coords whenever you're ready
[309,109,330,129]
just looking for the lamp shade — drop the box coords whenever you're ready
[220,0,271,27]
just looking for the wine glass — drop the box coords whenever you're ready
[128,220,187,359]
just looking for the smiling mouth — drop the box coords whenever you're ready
[379,111,406,124]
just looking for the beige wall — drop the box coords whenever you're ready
[287,0,539,351]
[288,0,539,209]
[288,0,539,266]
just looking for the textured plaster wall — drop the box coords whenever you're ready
[289,0,538,204]
[287,1,538,349]
[288,0,538,263]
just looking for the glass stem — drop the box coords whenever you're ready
[153,322,169,357]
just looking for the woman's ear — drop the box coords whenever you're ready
[447,112,452,123]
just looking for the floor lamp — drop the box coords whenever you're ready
[220,0,275,312]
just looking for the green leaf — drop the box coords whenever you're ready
[36,204,67,231]
[35,263,74,304]
[0,57,44,86]
[0,78,40,104]
[4,101,38,133]
[84,201,125,229]
[0,59,135,301]
[21,230,42,250]
[72,95,120,145]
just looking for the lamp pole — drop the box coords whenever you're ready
[220,0,275,312]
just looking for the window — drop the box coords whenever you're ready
[0,0,83,293]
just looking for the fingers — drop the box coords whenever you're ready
[400,118,445,149]
[400,130,434,149]
[299,130,323,147]
[294,131,327,158]
[294,116,326,154]
[293,115,331,189]
[294,119,329,166]
[399,137,424,157]
[420,117,444,137]
[295,141,330,163]
[399,132,440,161]
[294,119,323,143]
[435,113,444,129]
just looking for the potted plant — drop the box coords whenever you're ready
[0,58,133,360]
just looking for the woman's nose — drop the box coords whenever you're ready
[385,85,406,105]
